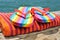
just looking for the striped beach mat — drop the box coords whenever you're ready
[0,13,60,36]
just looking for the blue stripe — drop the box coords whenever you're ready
[10,12,16,20]
[39,15,47,22]
[24,7,28,13]
[48,13,55,19]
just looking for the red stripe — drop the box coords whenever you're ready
[47,23,50,28]
[5,14,10,19]
[55,18,58,26]
[28,20,35,32]
[54,18,57,26]
[6,14,18,35]
[55,15,59,26]
[52,20,54,27]
[15,27,18,35]
[21,28,25,34]
[20,28,22,34]
[34,21,38,31]
[57,16,60,25]
[52,19,55,27]
[43,23,47,29]
[35,21,40,31]
[49,22,52,28]
[17,27,20,35]
[15,28,17,35]
[40,23,43,30]
[29,26,33,33]
[28,27,30,34]
[4,14,10,20]
[25,27,29,34]
[56,15,60,26]
[31,21,35,32]
[55,18,57,26]
[0,14,13,36]
[33,22,37,31]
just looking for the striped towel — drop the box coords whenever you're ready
[0,13,60,36]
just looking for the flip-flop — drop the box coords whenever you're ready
[10,7,34,27]
[31,7,56,23]
[10,7,46,27]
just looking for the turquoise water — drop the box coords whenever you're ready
[0,0,60,12]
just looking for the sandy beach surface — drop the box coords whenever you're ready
[0,11,60,40]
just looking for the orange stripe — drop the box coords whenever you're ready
[33,22,37,31]
[17,28,20,35]
[55,18,57,26]
[43,23,47,30]
[54,18,56,26]
[3,14,16,36]
[29,26,33,32]
[56,16,59,24]
[32,23,35,32]
[47,23,50,28]
[40,24,43,30]
[57,16,60,25]
[0,14,16,36]
[53,18,56,26]
[0,15,11,36]
[35,21,40,31]
[25,28,29,34]
[52,21,54,27]
[49,23,52,28]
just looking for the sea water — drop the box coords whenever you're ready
[0,0,60,12]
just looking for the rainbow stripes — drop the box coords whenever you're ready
[35,12,56,23]
[18,7,32,14]
[33,8,56,23]
[10,7,34,27]
[10,13,34,27]
[10,7,56,28]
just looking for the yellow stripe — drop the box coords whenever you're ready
[18,7,23,10]
[50,12,55,17]
[24,17,33,27]
[12,15,19,22]
[44,16,50,22]
[18,7,25,12]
